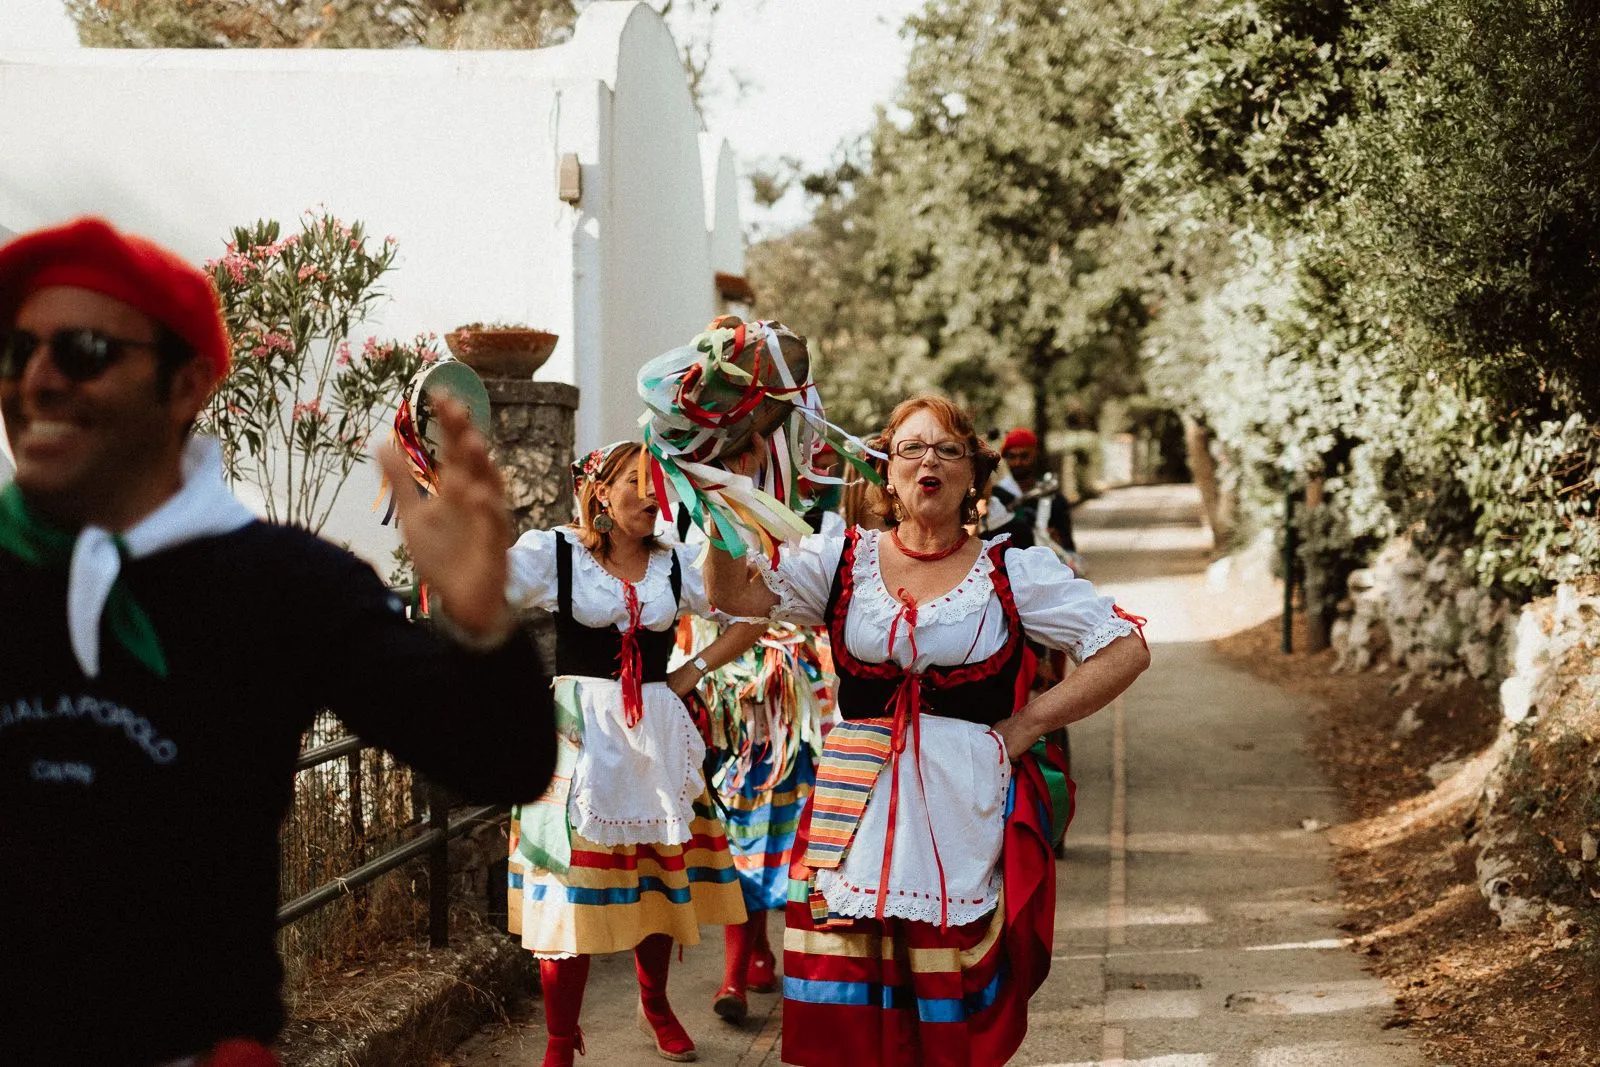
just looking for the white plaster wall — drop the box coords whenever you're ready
[702,135,745,277]
[584,3,716,450]
[0,0,79,50]
[0,2,733,554]
[0,53,569,353]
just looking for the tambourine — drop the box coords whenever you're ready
[381,358,492,523]
[409,357,492,464]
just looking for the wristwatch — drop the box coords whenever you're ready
[691,654,710,676]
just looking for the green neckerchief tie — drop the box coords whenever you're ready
[0,482,169,678]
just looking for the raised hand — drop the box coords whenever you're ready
[378,395,513,641]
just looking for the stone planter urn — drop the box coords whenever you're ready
[444,325,558,378]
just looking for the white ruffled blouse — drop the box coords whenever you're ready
[506,528,715,627]
[762,527,1134,671]
[503,527,713,850]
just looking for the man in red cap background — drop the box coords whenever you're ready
[987,426,1078,558]
[987,426,1080,823]
[0,218,556,1066]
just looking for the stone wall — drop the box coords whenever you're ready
[1332,537,1515,685]
[484,379,580,538]
[1469,577,1600,931]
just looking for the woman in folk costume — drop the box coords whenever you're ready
[705,395,1150,1066]
[505,441,765,1066]
[691,545,837,1021]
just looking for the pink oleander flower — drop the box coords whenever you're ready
[292,398,324,422]
[336,341,352,367]
[297,264,317,281]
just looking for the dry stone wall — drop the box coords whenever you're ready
[1332,538,1514,685]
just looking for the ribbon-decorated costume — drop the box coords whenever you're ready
[504,522,745,958]
[678,611,834,914]
[637,319,879,563]
[761,526,1139,1067]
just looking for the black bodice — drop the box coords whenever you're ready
[552,533,681,681]
[824,531,1024,727]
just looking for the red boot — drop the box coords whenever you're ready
[539,955,591,1067]
[745,911,777,994]
[713,919,754,1022]
[635,933,697,1061]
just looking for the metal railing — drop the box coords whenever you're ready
[274,586,511,949]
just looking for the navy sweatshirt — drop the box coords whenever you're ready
[0,521,555,1066]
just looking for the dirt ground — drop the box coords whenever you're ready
[1215,615,1600,1067]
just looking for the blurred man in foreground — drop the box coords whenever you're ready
[0,218,555,1067]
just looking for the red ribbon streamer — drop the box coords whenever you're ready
[875,590,953,930]
[619,581,645,728]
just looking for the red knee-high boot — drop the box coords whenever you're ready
[745,911,777,994]
[635,934,697,1062]
[539,955,591,1067]
[714,919,755,1021]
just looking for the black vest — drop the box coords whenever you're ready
[825,530,1023,726]
[552,533,682,681]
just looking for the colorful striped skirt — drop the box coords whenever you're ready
[781,749,1070,1067]
[508,791,747,958]
[719,744,815,913]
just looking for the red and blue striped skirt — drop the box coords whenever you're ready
[781,750,1069,1067]
[508,791,747,957]
[720,744,815,913]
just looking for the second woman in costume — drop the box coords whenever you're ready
[505,442,765,1066]
[705,395,1150,1067]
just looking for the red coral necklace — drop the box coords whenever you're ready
[889,526,970,562]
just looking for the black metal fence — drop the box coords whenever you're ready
[275,738,506,948]
[274,587,514,968]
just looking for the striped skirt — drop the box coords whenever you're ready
[719,744,815,913]
[508,791,747,957]
[781,749,1070,1067]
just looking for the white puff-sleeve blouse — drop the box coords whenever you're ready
[506,528,715,631]
[761,527,1135,672]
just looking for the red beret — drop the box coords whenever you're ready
[0,217,230,382]
[1002,427,1038,453]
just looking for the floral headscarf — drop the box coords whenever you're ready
[569,441,633,498]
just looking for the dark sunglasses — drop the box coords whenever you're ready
[0,328,161,383]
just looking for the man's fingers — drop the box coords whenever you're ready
[431,394,502,491]
[377,444,424,525]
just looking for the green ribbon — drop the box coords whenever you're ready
[514,677,585,874]
[1028,738,1073,846]
[0,483,168,678]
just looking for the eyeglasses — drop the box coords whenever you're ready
[0,328,161,383]
[891,439,972,462]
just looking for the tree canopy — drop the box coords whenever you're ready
[754,0,1600,600]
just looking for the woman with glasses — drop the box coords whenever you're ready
[704,394,1149,1067]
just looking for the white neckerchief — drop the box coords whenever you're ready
[67,436,255,678]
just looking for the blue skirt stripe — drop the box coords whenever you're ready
[782,964,1005,1023]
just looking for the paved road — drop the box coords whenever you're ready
[448,485,1431,1067]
